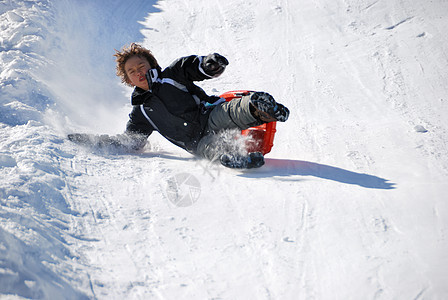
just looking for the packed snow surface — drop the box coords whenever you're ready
[1,0,448,299]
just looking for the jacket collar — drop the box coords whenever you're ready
[131,86,151,106]
[130,68,160,106]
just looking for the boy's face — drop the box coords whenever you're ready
[125,55,152,90]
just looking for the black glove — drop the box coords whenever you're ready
[202,53,229,77]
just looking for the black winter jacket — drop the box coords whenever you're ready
[125,55,224,153]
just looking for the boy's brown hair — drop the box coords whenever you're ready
[114,43,160,86]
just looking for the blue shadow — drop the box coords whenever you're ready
[240,158,396,189]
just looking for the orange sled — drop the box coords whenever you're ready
[219,90,277,155]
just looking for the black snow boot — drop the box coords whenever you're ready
[250,92,290,123]
[220,152,265,169]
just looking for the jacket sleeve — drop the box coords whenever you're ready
[163,54,227,85]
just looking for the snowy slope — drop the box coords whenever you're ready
[1,0,448,299]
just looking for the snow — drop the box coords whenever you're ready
[1,0,448,299]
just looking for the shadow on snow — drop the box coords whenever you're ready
[241,158,396,190]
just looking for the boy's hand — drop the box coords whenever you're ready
[202,53,229,77]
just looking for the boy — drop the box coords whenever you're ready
[115,43,289,168]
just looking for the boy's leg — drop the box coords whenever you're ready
[197,95,260,165]
[206,94,260,132]
[196,129,243,161]
[196,131,265,169]
[197,91,289,168]
[206,91,289,132]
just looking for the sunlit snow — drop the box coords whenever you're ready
[1,0,448,299]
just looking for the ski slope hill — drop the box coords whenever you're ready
[1,0,448,299]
